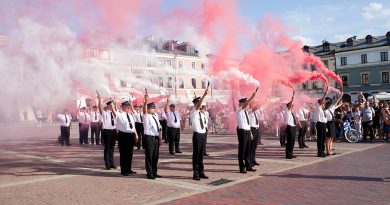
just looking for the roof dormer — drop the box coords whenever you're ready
[303,45,310,53]
[322,41,330,52]
[365,35,373,44]
[386,31,390,41]
[346,36,356,47]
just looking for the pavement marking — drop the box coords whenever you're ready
[0,175,78,188]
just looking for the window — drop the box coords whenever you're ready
[381,52,388,61]
[323,43,329,52]
[361,54,367,64]
[347,38,353,46]
[201,63,205,70]
[192,78,197,88]
[158,59,163,67]
[323,60,329,68]
[158,77,164,87]
[341,57,347,66]
[310,65,316,71]
[167,77,173,88]
[366,35,372,44]
[99,49,111,60]
[302,82,308,89]
[166,60,172,67]
[361,73,369,85]
[147,58,152,67]
[120,80,127,87]
[179,61,183,69]
[341,75,349,86]
[179,78,185,88]
[201,80,207,89]
[382,72,389,84]
[312,82,318,89]
[192,62,196,69]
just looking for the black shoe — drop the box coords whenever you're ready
[303,145,309,148]
[193,175,200,180]
[253,162,260,166]
[66,144,71,146]
[175,151,182,153]
[169,152,175,155]
[199,174,209,179]
[286,156,293,159]
[299,146,304,149]
[121,173,130,176]
[154,174,162,178]
[203,153,209,156]
[318,154,326,158]
[110,165,117,169]
[105,167,111,170]
[129,170,137,174]
[247,168,256,172]
[280,144,286,147]
[147,174,155,179]
[240,170,247,174]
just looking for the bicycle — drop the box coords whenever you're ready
[336,121,359,143]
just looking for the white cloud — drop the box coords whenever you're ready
[292,36,315,46]
[361,2,390,20]
[333,34,352,42]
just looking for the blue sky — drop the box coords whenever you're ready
[239,0,390,45]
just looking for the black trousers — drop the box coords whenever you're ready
[237,128,251,171]
[298,121,307,147]
[60,126,70,145]
[118,131,135,174]
[135,122,144,149]
[160,120,168,142]
[203,130,208,155]
[362,121,374,141]
[285,125,296,158]
[192,132,206,176]
[90,122,101,144]
[168,127,181,153]
[250,127,260,163]
[280,125,287,146]
[102,129,117,168]
[79,123,89,144]
[144,135,160,176]
[316,122,326,156]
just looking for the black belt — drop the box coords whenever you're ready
[251,127,259,129]
[144,134,159,138]
[103,128,116,131]
[118,131,135,134]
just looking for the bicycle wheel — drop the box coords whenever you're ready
[345,129,359,143]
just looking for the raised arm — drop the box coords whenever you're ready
[129,94,135,113]
[232,95,237,112]
[164,97,169,114]
[195,88,208,110]
[242,87,259,109]
[97,94,103,114]
[333,91,344,109]
[143,88,148,114]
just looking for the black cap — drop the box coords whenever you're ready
[147,102,156,109]
[81,107,86,110]
[192,97,201,104]
[121,101,131,107]
[239,98,247,103]
[325,97,332,105]
[169,104,175,108]
[106,99,113,106]
[201,105,206,109]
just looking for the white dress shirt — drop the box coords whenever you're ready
[236,107,251,131]
[166,111,181,128]
[133,111,144,123]
[77,112,90,124]
[314,103,327,123]
[295,108,309,122]
[190,109,207,134]
[157,110,167,121]
[102,110,117,129]
[284,109,296,127]
[90,110,102,123]
[57,114,72,127]
[249,109,260,128]
[116,111,136,133]
[324,106,335,122]
[144,113,161,136]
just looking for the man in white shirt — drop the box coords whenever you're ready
[57,109,72,146]
[284,91,297,159]
[165,98,182,155]
[133,104,144,150]
[97,95,118,170]
[116,100,138,176]
[235,88,258,173]
[314,86,329,158]
[249,103,261,165]
[76,105,90,145]
[295,106,309,149]
[90,105,102,145]
[191,88,209,180]
[143,91,162,180]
